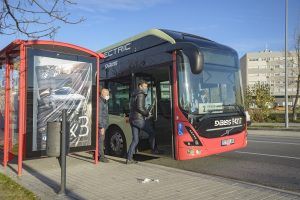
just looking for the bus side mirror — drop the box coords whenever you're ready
[166,42,204,74]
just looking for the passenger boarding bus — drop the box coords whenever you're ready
[98,29,248,160]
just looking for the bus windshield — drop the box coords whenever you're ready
[177,49,243,115]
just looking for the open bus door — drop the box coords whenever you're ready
[133,69,174,157]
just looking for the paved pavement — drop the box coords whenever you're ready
[1,152,300,200]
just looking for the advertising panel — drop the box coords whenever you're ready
[26,48,97,156]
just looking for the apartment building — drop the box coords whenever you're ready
[240,50,299,106]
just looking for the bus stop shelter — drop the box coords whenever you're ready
[0,40,104,176]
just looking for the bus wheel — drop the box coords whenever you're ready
[106,127,126,157]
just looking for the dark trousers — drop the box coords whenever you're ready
[98,128,105,158]
[127,119,156,160]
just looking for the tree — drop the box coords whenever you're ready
[0,0,84,39]
[246,82,275,122]
[292,32,300,121]
[244,86,253,110]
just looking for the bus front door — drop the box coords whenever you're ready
[134,71,173,157]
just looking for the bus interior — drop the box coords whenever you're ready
[106,64,174,158]
[135,65,173,158]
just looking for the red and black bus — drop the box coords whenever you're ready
[99,29,248,160]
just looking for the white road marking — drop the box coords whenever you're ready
[235,151,300,160]
[248,140,300,145]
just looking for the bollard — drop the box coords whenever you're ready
[46,110,69,195]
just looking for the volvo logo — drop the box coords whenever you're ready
[221,128,234,136]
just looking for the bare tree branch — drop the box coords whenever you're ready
[0,0,85,39]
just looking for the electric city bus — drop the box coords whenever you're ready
[98,29,248,160]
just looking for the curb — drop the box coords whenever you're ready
[248,127,300,132]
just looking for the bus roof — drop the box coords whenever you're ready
[98,29,234,61]
[98,29,176,53]
[160,29,213,42]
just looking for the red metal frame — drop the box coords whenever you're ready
[95,56,100,164]
[18,43,26,176]
[172,52,179,160]
[1,39,104,175]
[3,54,11,167]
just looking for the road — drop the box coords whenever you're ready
[136,130,300,193]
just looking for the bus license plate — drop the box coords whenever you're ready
[221,138,235,146]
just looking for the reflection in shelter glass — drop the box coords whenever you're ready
[11,57,20,154]
[33,56,92,151]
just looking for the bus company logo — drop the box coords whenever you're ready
[103,43,131,58]
[214,117,242,127]
[104,61,118,70]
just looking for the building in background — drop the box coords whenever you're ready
[240,50,299,107]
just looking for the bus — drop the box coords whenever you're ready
[98,29,248,160]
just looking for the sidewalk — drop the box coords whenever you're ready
[1,153,299,200]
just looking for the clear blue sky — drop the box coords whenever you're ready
[1,0,299,57]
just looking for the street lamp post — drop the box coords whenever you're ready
[285,0,289,128]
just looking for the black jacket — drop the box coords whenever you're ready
[99,96,109,128]
[129,89,149,121]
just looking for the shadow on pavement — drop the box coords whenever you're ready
[68,153,94,164]
[22,163,86,200]
[133,154,160,161]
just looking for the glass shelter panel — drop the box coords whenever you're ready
[26,48,97,156]
[11,57,20,154]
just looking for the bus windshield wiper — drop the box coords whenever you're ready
[207,109,223,113]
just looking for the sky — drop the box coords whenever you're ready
[1,0,300,57]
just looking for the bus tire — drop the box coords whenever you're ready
[105,126,127,158]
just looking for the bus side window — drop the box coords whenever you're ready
[158,81,171,118]
[107,81,130,116]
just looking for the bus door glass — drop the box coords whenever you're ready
[155,80,173,156]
